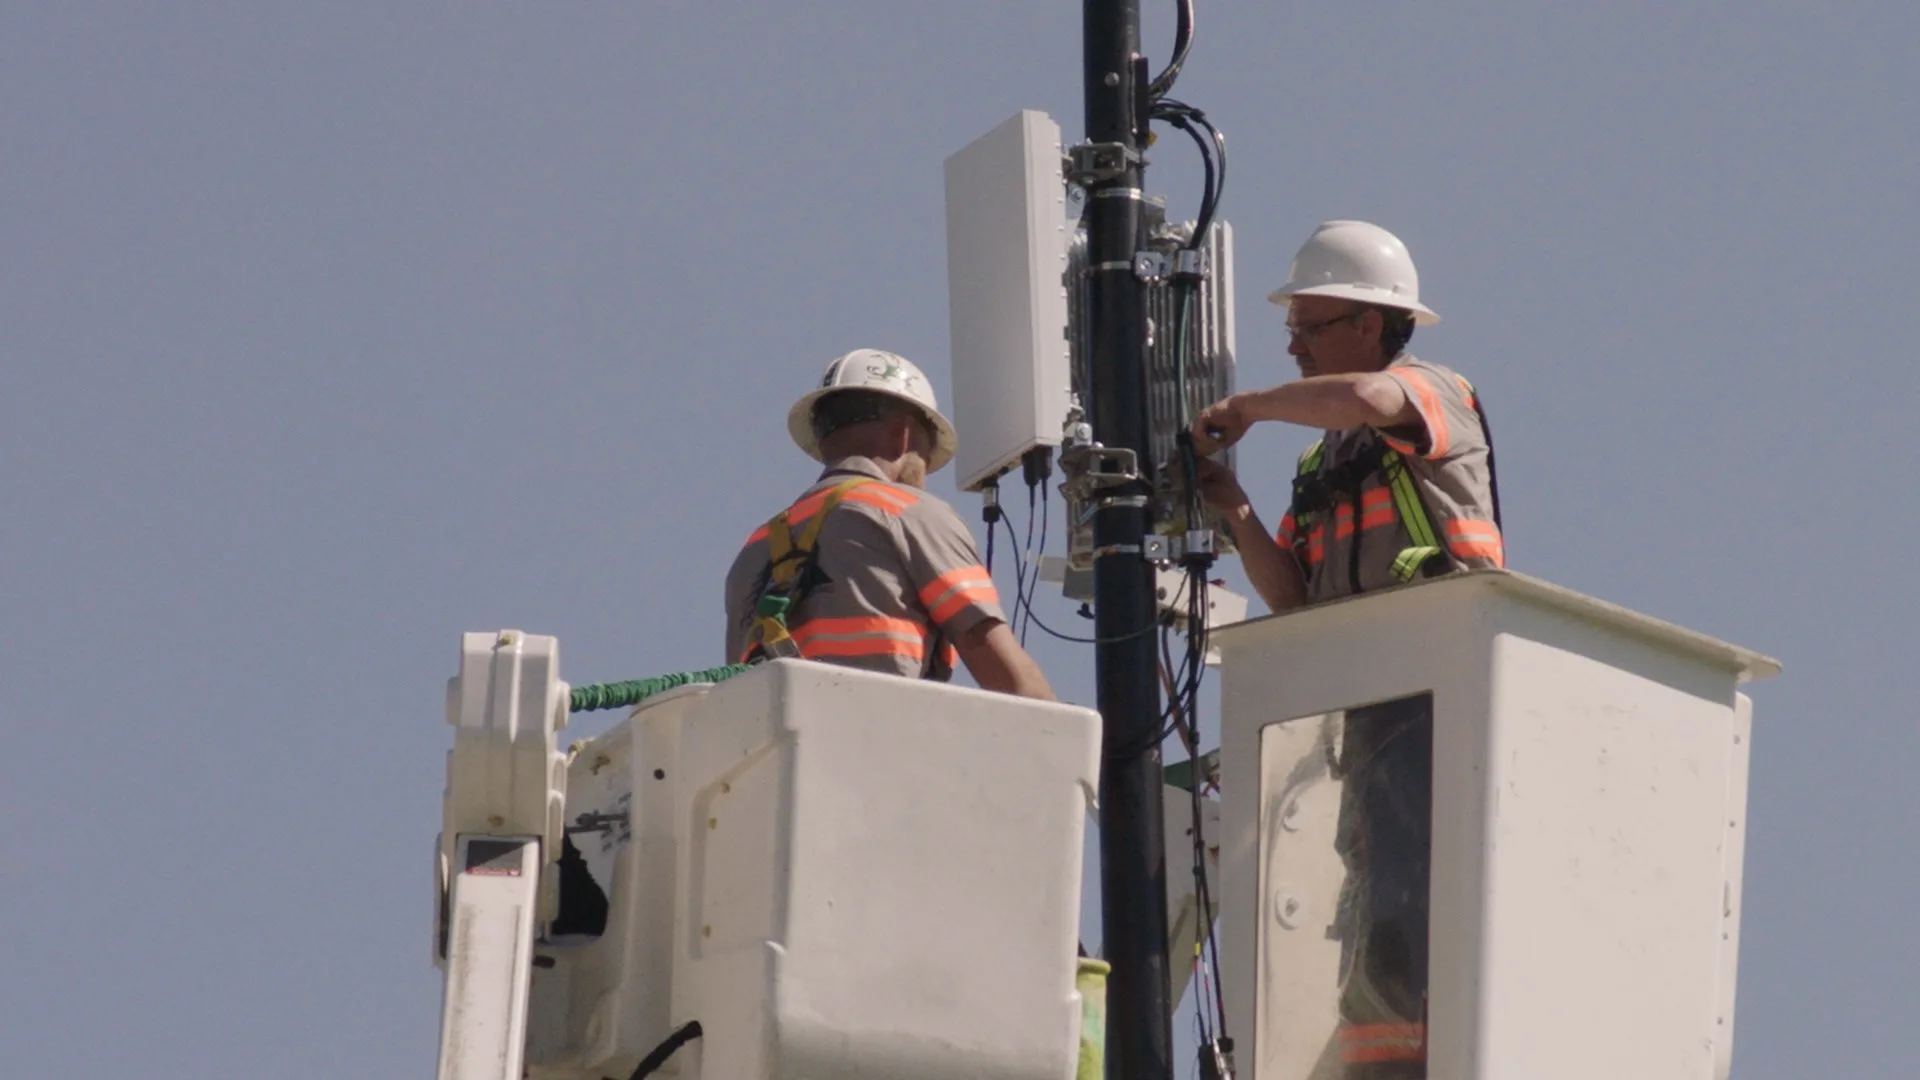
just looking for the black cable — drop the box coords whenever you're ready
[1160,115,1216,244]
[1165,573,1213,997]
[1140,47,1238,1047]
[1176,568,1231,1047]
[1146,0,1195,100]
[1031,479,1050,646]
[1149,102,1225,228]
[1184,110,1227,221]
[1019,449,1053,647]
[995,512,1161,647]
[1158,102,1226,185]
[1159,622,1177,702]
[998,491,1033,636]
[1150,101,1226,250]
[1186,754,1217,1050]
[619,1021,702,1080]
[1106,565,1211,759]
[982,482,1001,575]
[1020,481,1039,645]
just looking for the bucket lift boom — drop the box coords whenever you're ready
[432,631,570,1080]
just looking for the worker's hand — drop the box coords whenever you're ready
[1192,457,1250,515]
[1190,396,1250,454]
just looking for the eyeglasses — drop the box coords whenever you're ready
[1285,310,1364,341]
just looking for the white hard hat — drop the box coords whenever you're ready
[787,349,958,473]
[1267,220,1440,325]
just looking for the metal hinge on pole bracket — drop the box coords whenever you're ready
[1143,529,1216,566]
[1059,443,1142,504]
[1065,141,1144,188]
[1132,248,1210,284]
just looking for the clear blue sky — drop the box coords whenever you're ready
[3,4,1913,1077]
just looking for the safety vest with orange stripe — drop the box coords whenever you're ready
[739,477,922,665]
[1277,356,1504,603]
[726,460,1007,681]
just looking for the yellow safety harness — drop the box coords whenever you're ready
[741,477,874,662]
[1291,380,1502,592]
[1294,439,1446,588]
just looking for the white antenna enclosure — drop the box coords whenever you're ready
[944,110,1072,493]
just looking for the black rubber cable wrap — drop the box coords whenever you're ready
[616,1020,702,1080]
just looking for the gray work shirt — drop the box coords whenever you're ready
[724,456,1006,678]
[1278,354,1504,604]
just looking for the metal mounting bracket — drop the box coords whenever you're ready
[1065,142,1143,188]
[1170,248,1209,282]
[1059,443,1142,504]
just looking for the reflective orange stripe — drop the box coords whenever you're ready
[1302,523,1327,566]
[1340,1022,1425,1064]
[1277,512,1297,546]
[745,482,920,544]
[918,565,999,625]
[1445,518,1504,564]
[1454,374,1477,410]
[802,636,926,660]
[1334,489,1396,538]
[842,484,919,511]
[1392,367,1451,459]
[789,616,927,662]
[1378,431,1420,458]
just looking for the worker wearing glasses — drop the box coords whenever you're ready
[1188,219,1503,612]
[1189,221,1507,1077]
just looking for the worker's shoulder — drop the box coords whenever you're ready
[1393,353,1478,394]
[805,469,970,540]
[890,485,970,531]
[829,477,929,520]
[837,484,970,548]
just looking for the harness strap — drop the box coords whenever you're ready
[744,477,874,662]
[1291,399,1491,586]
[1299,439,1327,475]
[1382,451,1445,583]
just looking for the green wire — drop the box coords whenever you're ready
[568,664,753,713]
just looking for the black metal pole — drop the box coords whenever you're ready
[1083,1,1173,1076]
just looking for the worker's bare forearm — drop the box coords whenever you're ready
[1240,373,1412,432]
[996,652,1056,701]
[1220,504,1307,614]
[958,621,1056,701]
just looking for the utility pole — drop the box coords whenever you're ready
[1081,1,1173,1075]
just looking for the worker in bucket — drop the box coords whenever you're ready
[1188,220,1505,1077]
[1187,218,1503,606]
[724,349,1055,701]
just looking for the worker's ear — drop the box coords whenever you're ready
[889,414,920,458]
[1357,306,1381,341]
[1359,307,1388,354]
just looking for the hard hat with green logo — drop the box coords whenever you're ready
[787,349,958,473]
